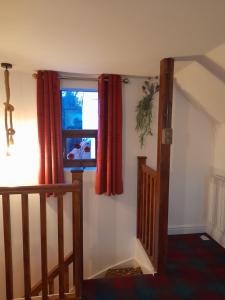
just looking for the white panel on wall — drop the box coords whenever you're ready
[169,86,215,232]
[207,175,225,247]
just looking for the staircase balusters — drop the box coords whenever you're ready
[0,182,83,300]
[21,193,31,299]
[57,194,65,298]
[2,194,14,300]
[40,193,48,299]
[137,157,158,270]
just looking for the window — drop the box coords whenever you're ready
[61,89,98,167]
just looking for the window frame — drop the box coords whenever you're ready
[61,88,98,168]
[62,129,98,167]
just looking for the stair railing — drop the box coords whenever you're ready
[137,156,159,270]
[0,179,83,300]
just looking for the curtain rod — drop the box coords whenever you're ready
[32,73,129,83]
[60,75,130,84]
[32,72,154,83]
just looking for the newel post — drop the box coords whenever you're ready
[71,169,83,298]
[137,156,147,238]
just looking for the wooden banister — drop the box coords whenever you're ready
[0,183,80,195]
[137,156,147,238]
[1,181,83,300]
[137,157,158,271]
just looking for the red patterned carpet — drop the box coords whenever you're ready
[84,234,225,300]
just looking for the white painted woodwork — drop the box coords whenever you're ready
[207,175,225,248]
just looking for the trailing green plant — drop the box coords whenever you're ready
[136,77,159,147]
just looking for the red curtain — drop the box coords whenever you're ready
[37,71,64,184]
[95,74,123,196]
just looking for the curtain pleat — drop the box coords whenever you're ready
[95,74,123,196]
[37,71,64,185]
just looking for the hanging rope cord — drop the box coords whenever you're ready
[4,67,15,148]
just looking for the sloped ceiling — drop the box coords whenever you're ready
[175,42,225,123]
[0,0,225,75]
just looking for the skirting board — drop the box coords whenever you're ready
[87,242,155,280]
[168,224,206,235]
[135,239,155,274]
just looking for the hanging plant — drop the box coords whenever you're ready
[136,76,159,147]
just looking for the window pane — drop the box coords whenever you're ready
[65,137,96,160]
[61,90,98,130]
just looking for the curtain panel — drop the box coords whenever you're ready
[37,70,64,184]
[95,74,123,196]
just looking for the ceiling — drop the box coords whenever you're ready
[0,0,225,76]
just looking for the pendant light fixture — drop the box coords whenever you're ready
[1,63,15,155]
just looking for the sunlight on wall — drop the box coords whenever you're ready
[0,120,39,186]
[0,70,38,187]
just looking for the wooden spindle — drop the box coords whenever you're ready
[153,176,158,260]
[137,157,147,239]
[2,194,14,300]
[145,174,150,253]
[142,171,147,243]
[21,193,31,299]
[142,171,146,245]
[144,172,150,248]
[40,193,48,299]
[57,194,65,298]
[149,177,155,256]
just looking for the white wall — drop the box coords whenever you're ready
[0,71,39,185]
[0,71,39,299]
[62,77,159,278]
[0,72,158,297]
[168,87,215,233]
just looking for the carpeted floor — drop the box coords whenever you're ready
[83,234,225,300]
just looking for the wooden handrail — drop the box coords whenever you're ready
[0,183,80,195]
[31,252,74,296]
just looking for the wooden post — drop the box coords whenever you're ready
[71,170,83,299]
[137,156,147,239]
[21,193,31,299]
[58,194,65,299]
[2,194,14,300]
[40,193,48,299]
[156,58,174,273]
